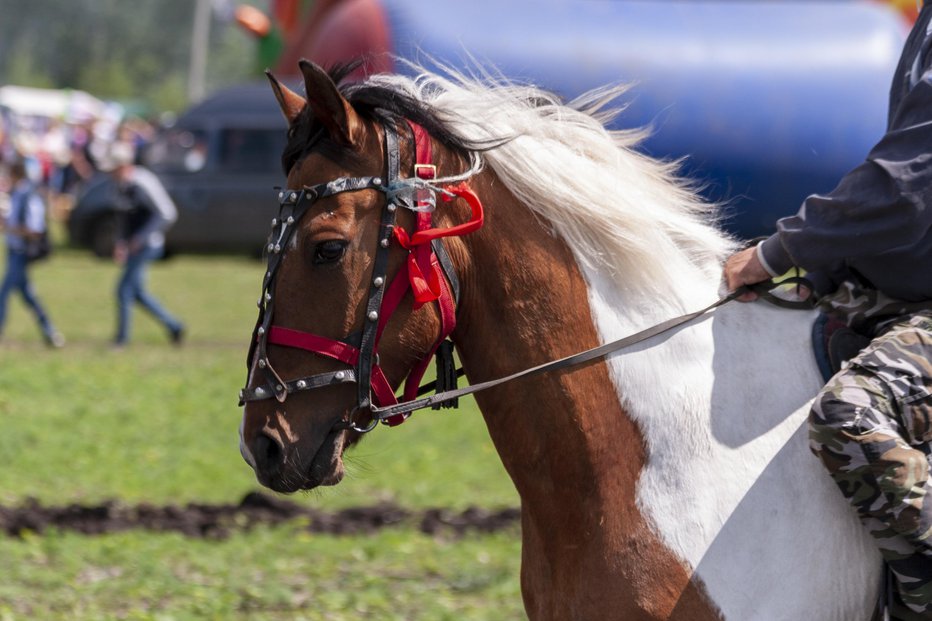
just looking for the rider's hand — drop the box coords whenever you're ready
[723,246,772,302]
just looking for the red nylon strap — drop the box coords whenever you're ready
[436,266,457,344]
[266,327,397,406]
[376,260,410,343]
[409,120,434,179]
[401,266,457,403]
[407,213,442,309]
[404,122,443,309]
[268,326,359,365]
[369,365,398,407]
[380,121,457,425]
[392,183,484,249]
[395,122,482,309]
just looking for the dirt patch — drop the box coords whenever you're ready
[0,492,520,539]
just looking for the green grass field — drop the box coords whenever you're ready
[0,242,524,620]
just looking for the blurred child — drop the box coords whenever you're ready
[0,158,64,347]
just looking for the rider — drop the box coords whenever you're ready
[723,3,932,618]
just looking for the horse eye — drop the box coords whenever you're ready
[313,240,347,264]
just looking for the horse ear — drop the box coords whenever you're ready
[298,59,361,146]
[266,71,306,126]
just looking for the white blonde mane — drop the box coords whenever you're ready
[364,67,737,309]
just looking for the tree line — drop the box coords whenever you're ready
[0,0,262,115]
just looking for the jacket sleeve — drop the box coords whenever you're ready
[759,65,932,276]
[130,169,178,244]
[23,193,45,234]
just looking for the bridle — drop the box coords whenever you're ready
[240,113,815,435]
[239,116,483,433]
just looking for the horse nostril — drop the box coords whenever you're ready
[253,432,283,475]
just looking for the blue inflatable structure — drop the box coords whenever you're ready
[378,0,907,239]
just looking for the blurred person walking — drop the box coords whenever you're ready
[0,158,64,347]
[103,143,185,347]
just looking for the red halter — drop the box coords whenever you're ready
[257,121,482,427]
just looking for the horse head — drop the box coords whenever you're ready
[239,61,477,493]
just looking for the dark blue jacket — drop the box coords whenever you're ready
[759,2,932,302]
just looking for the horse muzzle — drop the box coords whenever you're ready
[241,410,348,493]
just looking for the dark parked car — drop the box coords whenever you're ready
[68,83,287,256]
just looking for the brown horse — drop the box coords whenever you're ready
[240,60,880,620]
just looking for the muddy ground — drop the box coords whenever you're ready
[0,492,520,539]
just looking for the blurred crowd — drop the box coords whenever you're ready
[0,107,158,219]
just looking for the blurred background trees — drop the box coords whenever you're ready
[0,0,264,116]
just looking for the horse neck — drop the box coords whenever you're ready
[451,172,646,495]
[445,165,724,491]
[445,170,725,619]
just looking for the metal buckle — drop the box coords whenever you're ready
[338,405,378,434]
[414,164,436,180]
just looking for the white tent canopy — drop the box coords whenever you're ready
[0,85,108,122]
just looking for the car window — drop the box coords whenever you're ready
[145,128,209,173]
[218,128,283,173]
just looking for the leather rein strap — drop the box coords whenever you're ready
[368,275,813,420]
[368,287,754,420]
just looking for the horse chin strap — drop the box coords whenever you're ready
[239,118,484,434]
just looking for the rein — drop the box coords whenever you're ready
[369,278,814,420]
[241,115,814,433]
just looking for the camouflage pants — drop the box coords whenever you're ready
[810,311,932,620]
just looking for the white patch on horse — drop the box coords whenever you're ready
[584,271,879,619]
